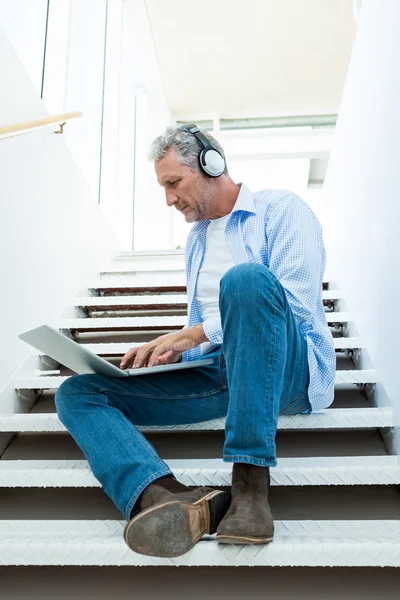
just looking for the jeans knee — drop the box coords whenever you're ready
[55,374,102,422]
[54,376,76,421]
[220,263,276,297]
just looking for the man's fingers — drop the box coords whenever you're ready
[155,350,176,366]
[120,348,139,369]
[157,350,174,363]
[133,344,155,368]
[120,333,179,369]
[120,344,157,369]
[147,344,169,367]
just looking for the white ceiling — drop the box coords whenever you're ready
[144,0,356,118]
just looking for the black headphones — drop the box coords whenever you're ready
[179,124,226,178]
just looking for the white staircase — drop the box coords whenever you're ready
[1,251,399,567]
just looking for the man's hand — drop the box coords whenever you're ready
[119,324,208,369]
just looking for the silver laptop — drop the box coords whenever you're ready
[18,324,214,378]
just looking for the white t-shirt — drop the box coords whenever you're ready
[196,213,235,354]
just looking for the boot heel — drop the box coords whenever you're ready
[206,490,232,533]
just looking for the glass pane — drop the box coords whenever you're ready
[62,0,108,201]
[0,0,49,96]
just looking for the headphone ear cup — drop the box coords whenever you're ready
[200,149,225,177]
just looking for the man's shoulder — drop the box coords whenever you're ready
[253,188,298,208]
[253,188,315,219]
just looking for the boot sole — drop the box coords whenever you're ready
[124,490,231,557]
[216,534,274,545]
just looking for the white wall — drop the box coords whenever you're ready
[323,0,400,437]
[0,26,118,394]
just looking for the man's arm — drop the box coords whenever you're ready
[266,193,324,325]
[191,323,209,344]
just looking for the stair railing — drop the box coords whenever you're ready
[0,111,82,141]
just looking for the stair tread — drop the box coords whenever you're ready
[100,265,186,274]
[74,294,188,307]
[0,520,398,566]
[89,275,332,290]
[73,290,341,307]
[55,313,350,330]
[14,369,377,389]
[0,456,398,487]
[32,337,366,356]
[0,407,393,432]
[116,250,186,256]
[56,315,187,329]
[90,273,187,287]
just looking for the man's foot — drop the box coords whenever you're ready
[124,481,231,557]
[216,463,274,544]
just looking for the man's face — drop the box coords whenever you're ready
[155,149,214,222]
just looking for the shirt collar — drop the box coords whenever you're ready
[230,183,256,216]
[190,183,255,236]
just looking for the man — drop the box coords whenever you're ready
[55,124,336,558]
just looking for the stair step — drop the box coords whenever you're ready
[92,272,187,288]
[32,337,365,362]
[91,284,187,295]
[89,274,332,292]
[54,337,364,355]
[56,315,187,331]
[116,250,185,257]
[323,290,341,300]
[73,290,341,308]
[55,312,350,332]
[93,336,363,352]
[0,407,392,433]
[14,369,377,390]
[99,264,332,278]
[99,259,333,279]
[0,519,398,566]
[0,456,397,487]
[101,263,185,273]
[74,294,188,309]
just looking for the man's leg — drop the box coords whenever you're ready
[215,263,311,543]
[55,347,231,556]
[55,347,228,519]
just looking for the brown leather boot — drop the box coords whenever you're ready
[216,463,274,544]
[124,479,231,557]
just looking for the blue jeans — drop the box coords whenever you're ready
[55,264,311,520]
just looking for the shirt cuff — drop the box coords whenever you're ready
[202,316,223,345]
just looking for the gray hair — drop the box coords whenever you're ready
[148,125,228,175]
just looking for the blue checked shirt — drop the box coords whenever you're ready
[181,183,336,412]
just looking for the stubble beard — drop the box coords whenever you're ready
[187,177,214,222]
